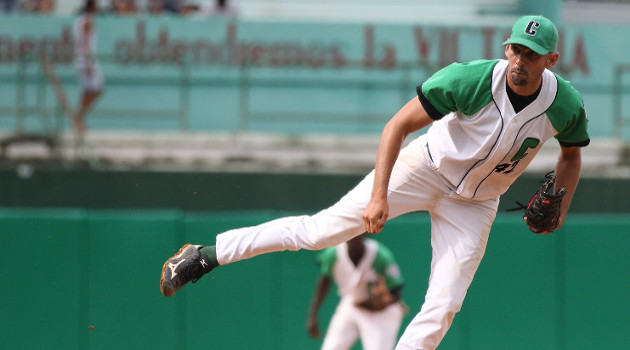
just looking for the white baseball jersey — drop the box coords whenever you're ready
[317,238,403,303]
[418,59,590,200]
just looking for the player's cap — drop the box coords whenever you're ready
[503,15,558,55]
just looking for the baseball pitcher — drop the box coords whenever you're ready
[160,15,589,350]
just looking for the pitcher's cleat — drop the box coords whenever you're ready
[160,244,214,297]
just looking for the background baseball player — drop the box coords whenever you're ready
[73,0,104,133]
[160,15,589,350]
[306,234,406,350]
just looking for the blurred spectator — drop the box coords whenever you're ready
[146,0,163,14]
[206,0,238,17]
[147,0,198,15]
[109,0,137,15]
[73,0,104,132]
[179,1,200,14]
[1,0,18,12]
[162,0,183,13]
[20,0,54,13]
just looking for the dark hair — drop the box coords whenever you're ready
[85,0,96,12]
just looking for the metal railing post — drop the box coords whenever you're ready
[15,54,27,133]
[179,58,190,131]
[613,65,622,139]
[238,63,250,132]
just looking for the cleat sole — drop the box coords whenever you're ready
[160,244,193,297]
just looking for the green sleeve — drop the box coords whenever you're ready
[548,75,590,147]
[420,59,496,116]
[372,245,404,289]
[316,248,337,278]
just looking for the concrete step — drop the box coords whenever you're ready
[0,130,627,177]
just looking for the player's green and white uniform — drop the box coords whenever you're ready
[215,59,589,350]
[316,238,405,350]
[420,59,589,200]
[318,238,404,303]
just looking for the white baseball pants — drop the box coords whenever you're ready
[321,297,405,350]
[215,136,499,350]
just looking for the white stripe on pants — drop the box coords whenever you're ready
[215,136,499,350]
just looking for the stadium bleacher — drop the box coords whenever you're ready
[52,0,520,24]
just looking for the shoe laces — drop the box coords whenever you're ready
[179,259,206,285]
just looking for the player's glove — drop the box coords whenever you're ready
[509,171,566,234]
[356,277,393,311]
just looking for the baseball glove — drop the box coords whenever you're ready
[509,171,566,234]
[357,277,393,311]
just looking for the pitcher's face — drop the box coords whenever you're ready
[505,44,558,94]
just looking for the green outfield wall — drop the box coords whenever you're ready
[1,209,629,350]
[1,167,629,213]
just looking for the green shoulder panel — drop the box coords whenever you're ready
[421,59,497,116]
[316,247,337,278]
[372,244,404,289]
[547,74,590,146]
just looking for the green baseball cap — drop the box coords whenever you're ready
[503,15,558,55]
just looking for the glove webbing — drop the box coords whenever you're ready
[506,171,563,212]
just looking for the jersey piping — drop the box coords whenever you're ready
[418,59,588,200]
[467,71,560,197]
[316,239,403,301]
